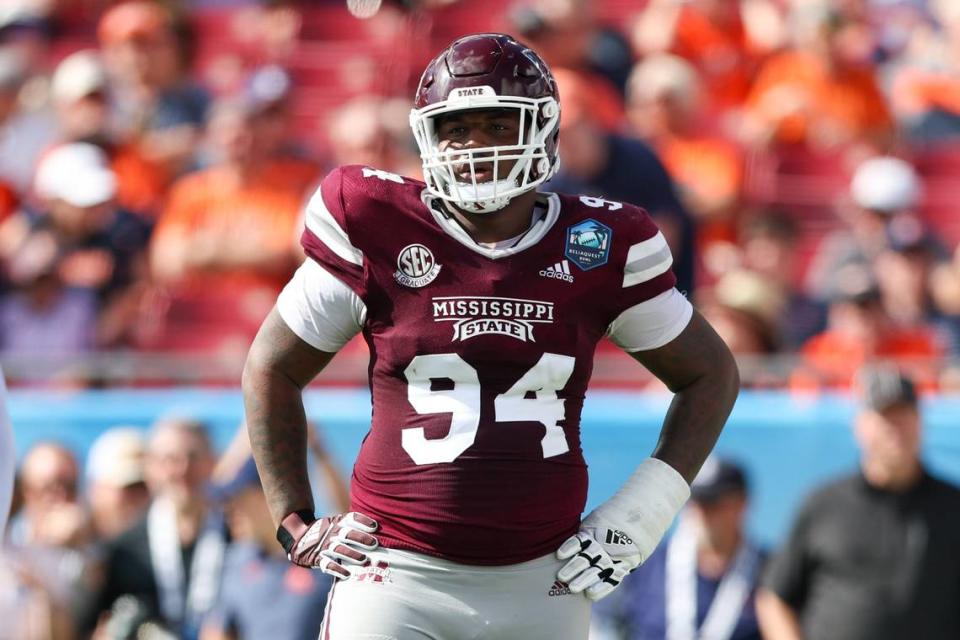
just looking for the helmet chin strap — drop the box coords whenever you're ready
[452,177,516,214]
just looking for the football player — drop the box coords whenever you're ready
[243,33,739,639]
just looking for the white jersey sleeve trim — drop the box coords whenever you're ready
[304,188,364,266]
[623,231,673,287]
[276,260,366,353]
[607,288,693,352]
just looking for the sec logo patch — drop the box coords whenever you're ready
[394,244,442,288]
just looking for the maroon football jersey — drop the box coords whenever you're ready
[301,165,676,565]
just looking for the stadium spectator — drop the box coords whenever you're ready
[146,90,317,353]
[793,263,943,390]
[741,4,892,151]
[0,143,152,350]
[9,443,90,549]
[757,365,960,640]
[886,0,960,141]
[625,54,744,263]
[50,49,167,217]
[325,95,422,178]
[700,269,785,356]
[929,239,960,360]
[0,48,57,197]
[805,156,922,301]
[591,457,764,640]
[201,457,333,640]
[509,0,634,96]
[81,418,226,640]
[547,70,696,293]
[2,442,95,640]
[85,427,151,540]
[0,228,98,360]
[631,0,781,118]
[738,211,825,349]
[97,1,210,183]
[874,215,945,328]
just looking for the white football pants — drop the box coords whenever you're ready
[318,546,591,640]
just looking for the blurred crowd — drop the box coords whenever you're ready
[2,0,960,389]
[1,418,350,640]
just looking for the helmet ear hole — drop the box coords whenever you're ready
[542,101,559,118]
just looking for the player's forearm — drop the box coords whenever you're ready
[650,350,739,482]
[243,366,314,526]
[242,308,336,526]
[634,311,740,483]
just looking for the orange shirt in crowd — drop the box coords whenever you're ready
[891,68,960,119]
[111,144,169,217]
[669,6,760,111]
[151,157,318,288]
[144,157,319,352]
[656,134,743,246]
[745,50,893,147]
[793,327,942,390]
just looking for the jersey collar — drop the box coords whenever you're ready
[421,190,561,260]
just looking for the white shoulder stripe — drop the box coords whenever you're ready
[304,189,363,266]
[623,232,673,288]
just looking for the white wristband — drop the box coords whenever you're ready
[583,457,691,561]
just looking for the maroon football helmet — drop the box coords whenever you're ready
[409,33,561,213]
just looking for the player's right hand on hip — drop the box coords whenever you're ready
[277,511,379,579]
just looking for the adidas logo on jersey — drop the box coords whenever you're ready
[605,529,633,546]
[539,260,574,283]
[548,580,572,597]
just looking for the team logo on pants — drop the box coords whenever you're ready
[356,560,392,584]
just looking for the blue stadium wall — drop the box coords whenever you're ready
[9,389,960,547]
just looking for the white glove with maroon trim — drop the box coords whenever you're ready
[277,510,379,579]
[556,458,690,601]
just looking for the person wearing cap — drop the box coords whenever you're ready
[806,156,923,302]
[80,418,226,640]
[97,0,209,180]
[50,49,167,217]
[200,457,334,640]
[757,366,960,640]
[590,457,764,640]
[85,427,151,540]
[792,261,943,390]
[0,142,152,351]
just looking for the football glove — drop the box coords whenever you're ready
[556,530,638,601]
[277,510,379,579]
[557,458,690,601]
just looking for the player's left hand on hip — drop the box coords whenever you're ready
[278,511,379,580]
[556,527,640,601]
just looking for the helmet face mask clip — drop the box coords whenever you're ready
[409,34,561,214]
